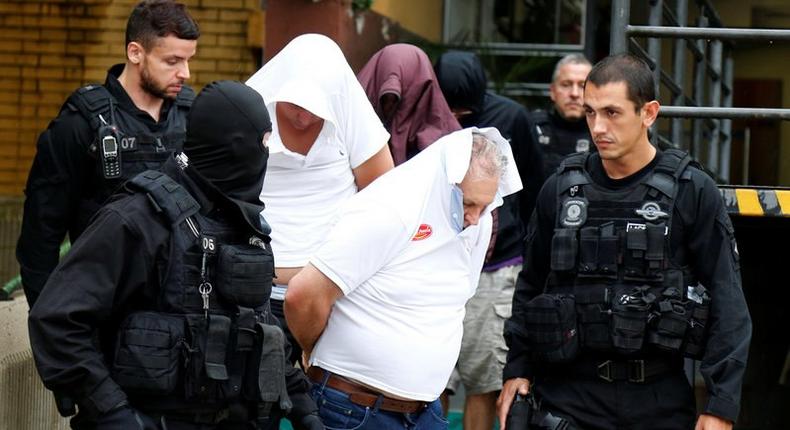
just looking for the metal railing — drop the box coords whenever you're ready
[609,0,790,183]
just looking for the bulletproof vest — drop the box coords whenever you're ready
[531,110,592,177]
[65,84,193,226]
[111,170,291,413]
[523,150,710,360]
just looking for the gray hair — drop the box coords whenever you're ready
[551,53,592,83]
[467,133,507,181]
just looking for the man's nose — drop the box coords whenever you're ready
[178,62,190,80]
[570,83,582,97]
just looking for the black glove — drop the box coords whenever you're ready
[95,403,146,430]
[292,413,324,430]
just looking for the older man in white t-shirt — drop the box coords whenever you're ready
[285,128,522,430]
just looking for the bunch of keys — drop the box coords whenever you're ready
[199,235,216,320]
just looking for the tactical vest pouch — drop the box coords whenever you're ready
[680,284,711,359]
[598,224,619,277]
[184,314,225,402]
[215,243,274,307]
[112,312,186,395]
[623,228,648,279]
[573,285,612,351]
[250,323,292,411]
[645,223,666,278]
[611,285,654,353]
[578,227,598,275]
[551,229,578,272]
[646,286,687,352]
[523,294,579,363]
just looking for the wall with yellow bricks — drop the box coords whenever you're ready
[0,0,265,197]
[371,0,443,43]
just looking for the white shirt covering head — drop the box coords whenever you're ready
[245,34,390,274]
[310,127,522,401]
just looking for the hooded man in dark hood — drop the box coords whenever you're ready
[29,81,323,430]
[434,51,544,430]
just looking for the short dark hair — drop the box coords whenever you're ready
[126,0,199,50]
[585,54,655,112]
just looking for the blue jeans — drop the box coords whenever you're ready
[309,377,448,430]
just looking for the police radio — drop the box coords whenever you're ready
[99,124,121,179]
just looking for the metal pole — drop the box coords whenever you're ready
[626,26,790,41]
[554,0,562,44]
[743,127,750,185]
[648,0,663,147]
[720,52,734,182]
[707,40,723,176]
[610,0,630,54]
[659,106,790,119]
[692,15,708,162]
[671,0,688,148]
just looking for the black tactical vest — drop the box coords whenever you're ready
[531,110,592,176]
[518,150,711,363]
[110,170,291,414]
[65,84,193,228]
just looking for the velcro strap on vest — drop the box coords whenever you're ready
[236,307,257,352]
[256,323,292,412]
[128,170,200,224]
[67,84,113,129]
[205,315,231,381]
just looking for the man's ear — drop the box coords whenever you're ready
[642,100,660,128]
[127,41,144,65]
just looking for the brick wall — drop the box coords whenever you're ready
[0,0,263,196]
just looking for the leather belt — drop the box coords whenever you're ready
[306,366,426,414]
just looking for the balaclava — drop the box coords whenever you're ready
[184,80,272,205]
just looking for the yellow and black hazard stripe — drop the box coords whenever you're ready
[719,186,790,217]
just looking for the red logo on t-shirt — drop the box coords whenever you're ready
[412,224,433,241]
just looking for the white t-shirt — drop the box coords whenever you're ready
[310,127,522,401]
[246,34,390,270]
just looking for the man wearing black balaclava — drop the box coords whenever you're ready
[28,81,323,430]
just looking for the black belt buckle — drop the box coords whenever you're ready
[628,359,646,383]
[597,360,613,382]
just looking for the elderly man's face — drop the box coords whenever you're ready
[550,63,592,120]
[458,174,498,228]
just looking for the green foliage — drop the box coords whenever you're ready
[352,0,374,13]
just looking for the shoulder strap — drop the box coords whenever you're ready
[127,170,200,224]
[555,152,591,195]
[175,85,195,109]
[530,109,550,126]
[643,149,691,199]
[65,84,115,131]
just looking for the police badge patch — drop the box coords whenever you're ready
[561,197,588,227]
[635,201,669,221]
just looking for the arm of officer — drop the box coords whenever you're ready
[351,145,394,190]
[498,178,557,430]
[284,264,344,359]
[28,202,162,417]
[682,171,751,426]
[17,111,93,307]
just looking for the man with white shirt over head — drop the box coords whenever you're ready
[285,128,522,430]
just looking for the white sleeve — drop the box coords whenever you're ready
[310,203,408,295]
[343,78,390,169]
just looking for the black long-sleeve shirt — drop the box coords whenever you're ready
[28,162,316,420]
[503,151,752,422]
[16,64,183,306]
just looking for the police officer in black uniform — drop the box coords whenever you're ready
[530,54,593,179]
[28,81,323,430]
[497,55,751,430]
[17,0,199,307]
